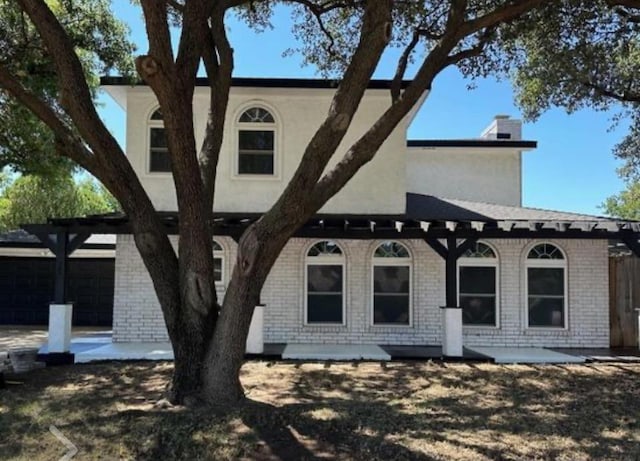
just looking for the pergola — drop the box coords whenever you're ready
[22,193,640,311]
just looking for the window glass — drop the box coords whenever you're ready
[308,241,342,256]
[212,239,223,283]
[237,107,275,176]
[372,242,410,326]
[460,266,496,326]
[459,242,498,327]
[238,130,274,175]
[149,122,170,173]
[213,257,222,283]
[307,265,343,323]
[373,266,410,325]
[526,244,566,328]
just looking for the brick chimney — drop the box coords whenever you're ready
[480,115,522,141]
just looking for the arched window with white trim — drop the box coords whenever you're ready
[148,108,170,173]
[526,243,567,328]
[305,241,345,325]
[458,242,498,327]
[372,241,411,326]
[213,239,224,284]
[237,106,276,175]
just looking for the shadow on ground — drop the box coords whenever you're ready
[1,361,639,460]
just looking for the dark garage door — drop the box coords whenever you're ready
[0,257,114,326]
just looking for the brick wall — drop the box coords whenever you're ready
[113,236,609,348]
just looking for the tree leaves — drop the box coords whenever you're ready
[0,0,135,176]
[0,174,119,231]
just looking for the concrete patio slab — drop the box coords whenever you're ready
[466,346,586,364]
[1,326,111,353]
[282,344,391,361]
[74,342,174,363]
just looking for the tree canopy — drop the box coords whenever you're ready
[0,0,135,176]
[0,174,118,232]
[486,0,640,216]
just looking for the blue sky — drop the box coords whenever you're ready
[99,3,628,216]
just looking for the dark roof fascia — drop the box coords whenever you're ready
[0,240,115,250]
[100,76,411,90]
[407,139,538,149]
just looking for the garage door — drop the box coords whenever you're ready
[0,257,114,326]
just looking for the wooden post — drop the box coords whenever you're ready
[54,230,68,304]
[445,236,458,308]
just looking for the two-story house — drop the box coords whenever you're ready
[38,77,640,360]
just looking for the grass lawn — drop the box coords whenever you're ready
[1,360,639,460]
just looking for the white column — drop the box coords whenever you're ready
[442,307,463,357]
[48,303,73,353]
[246,304,264,354]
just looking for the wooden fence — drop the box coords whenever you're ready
[609,255,640,348]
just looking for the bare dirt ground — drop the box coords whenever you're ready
[1,360,639,460]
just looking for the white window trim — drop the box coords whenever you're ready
[524,243,569,330]
[370,242,412,327]
[232,104,281,180]
[145,107,172,176]
[304,244,346,326]
[457,250,500,329]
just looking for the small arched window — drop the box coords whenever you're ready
[372,242,411,326]
[148,108,170,173]
[305,241,345,325]
[237,107,276,176]
[213,239,224,284]
[458,242,499,327]
[526,243,567,328]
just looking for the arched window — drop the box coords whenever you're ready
[237,106,276,175]
[458,242,498,327]
[213,239,224,284]
[372,241,411,326]
[526,243,567,328]
[148,108,170,172]
[305,241,345,325]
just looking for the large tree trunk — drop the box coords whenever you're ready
[165,300,217,404]
[201,276,262,404]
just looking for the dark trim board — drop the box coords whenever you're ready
[407,139,538,149]
[101,76,411,90]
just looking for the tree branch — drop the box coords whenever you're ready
[446,27,496,66]
[391,30,421,102]
[246,0,393,265]
[0,64,97,172]
[579,79,640,103]
[138,0,175,81]
[199,4,234,213]
[460,0,547,38]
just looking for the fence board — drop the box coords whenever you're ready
[609,255,640,347]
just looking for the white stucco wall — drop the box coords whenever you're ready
[406,146,523,206]
[113,235,609,348]
[119,85,408,214]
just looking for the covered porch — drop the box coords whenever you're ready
[22,193,640,363]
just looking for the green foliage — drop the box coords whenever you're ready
[602,181,640,220]
[0,174,119,232]
[0,0,135,176]
[482,1,640,181]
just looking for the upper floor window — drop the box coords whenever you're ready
[237,107,275,176]
[526,243,567,328]
[305,241,345,325]
[148,108,171,173]
[458,242,498,327]
[372,241,411,326]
